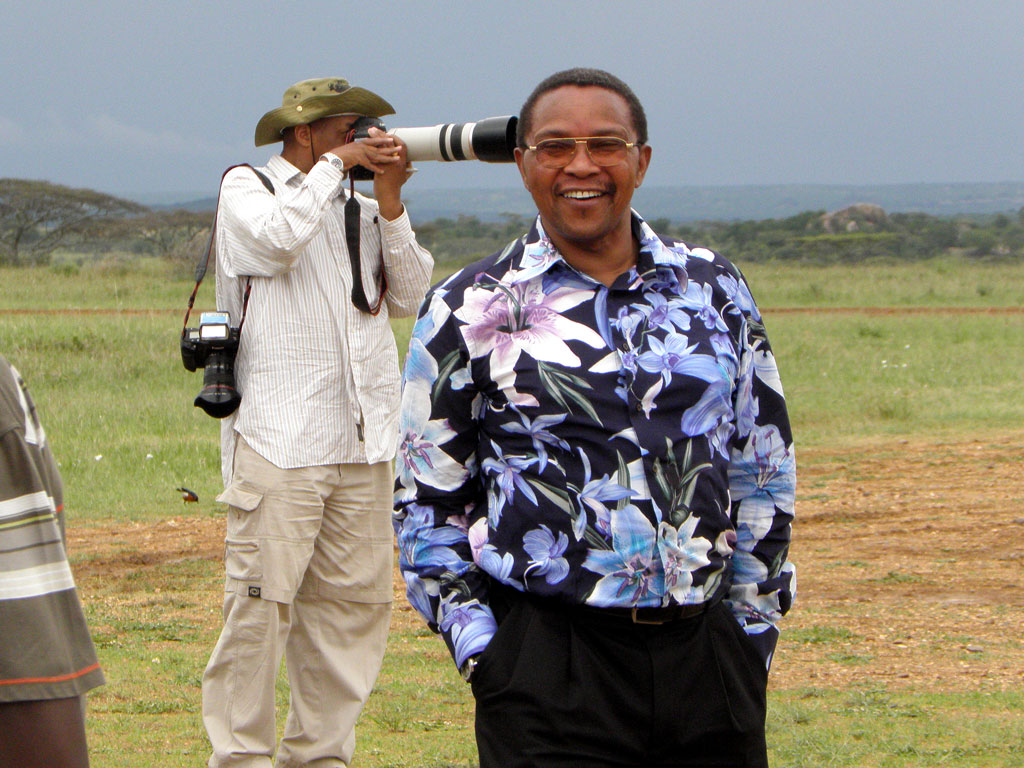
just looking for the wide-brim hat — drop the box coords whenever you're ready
[254,77,394,146]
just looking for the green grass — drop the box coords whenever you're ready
[741,256,1024,308]
[2,256,191,309]
[4,305,1019,523]
[4,257,1024,766]
[765,311,1024,446]
[76,548,1024,768]
[0,312,224,520]
[2,260,1021,521]
[770,688,1024,768]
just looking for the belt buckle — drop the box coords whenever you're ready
[631,606,666,625]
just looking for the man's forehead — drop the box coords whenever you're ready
[531,125,630,141]
[530,86,633,137]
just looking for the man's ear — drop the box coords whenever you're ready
[634,144,652,188]
[293,124,312,148]
[514,147,530,189]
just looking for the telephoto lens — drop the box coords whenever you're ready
[346,115,519,179]
[393,116,518,163]
[194,351,241,418]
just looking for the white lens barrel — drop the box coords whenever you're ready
[391,116,517,163]
[391,125,466,162]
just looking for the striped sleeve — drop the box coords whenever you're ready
[0,455,75,602]
[0,358,104,700]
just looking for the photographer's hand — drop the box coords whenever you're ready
[327,127,402,177]
[372,131,411,221]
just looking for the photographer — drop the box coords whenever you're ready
[202,77,433,768]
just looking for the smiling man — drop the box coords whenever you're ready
[394,68,795,768]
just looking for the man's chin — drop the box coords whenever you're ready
[543,219,620,253]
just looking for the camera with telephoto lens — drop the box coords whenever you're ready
[345,115,518,180]
[181,311,241,419]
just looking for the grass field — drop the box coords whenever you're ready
[2,257,1023,767]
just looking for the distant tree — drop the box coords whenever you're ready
[960,228,998,257]
[497,212,530,239]
[778,210,826,233]
[648,217,672,234]
[0,178,146,265]
[107,209,213,259]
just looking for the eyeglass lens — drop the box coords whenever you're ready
[535,138,630,168]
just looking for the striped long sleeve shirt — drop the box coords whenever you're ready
[214,154,434,481]
[0,355,104,701]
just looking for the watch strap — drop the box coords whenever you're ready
[321,152,347,178]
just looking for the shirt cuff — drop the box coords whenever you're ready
[446,608,498,669]
[378,205,414,240]
[306,157,345,198]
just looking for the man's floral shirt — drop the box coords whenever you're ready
[393,213,796,669]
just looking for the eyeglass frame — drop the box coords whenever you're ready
[523,136,642,169]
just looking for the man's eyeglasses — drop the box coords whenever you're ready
[525,136,639,169]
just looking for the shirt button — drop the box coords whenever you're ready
[634,402,644,413]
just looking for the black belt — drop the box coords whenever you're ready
[488,582,726,628]
[573,599,714,626]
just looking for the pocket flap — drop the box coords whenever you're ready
[216,483,264,511]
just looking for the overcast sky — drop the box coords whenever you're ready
[3,1,1022,202]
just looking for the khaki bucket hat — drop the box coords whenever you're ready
[253,77,394,146]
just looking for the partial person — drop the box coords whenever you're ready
[0,355,105,768]
[394,68,795,768]
[202,77,433,768]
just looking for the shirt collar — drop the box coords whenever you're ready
[506,217,562,284]
[266,154,304,185]
[509,211,690,288]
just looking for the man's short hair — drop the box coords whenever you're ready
[516,68,648,148]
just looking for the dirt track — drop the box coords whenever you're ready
[70,433,1024,693]
[5,306,1024,316]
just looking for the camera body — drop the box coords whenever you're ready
[346,117,387,180]
[181,311,242,418]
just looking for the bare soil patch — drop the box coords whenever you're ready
[69,433,1024,693]
[775,433,1024,692]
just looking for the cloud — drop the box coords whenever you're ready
[0,117,27,145]
[83,114,238,158]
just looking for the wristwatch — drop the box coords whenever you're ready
[459,654,480,683]
[321,152,347,178]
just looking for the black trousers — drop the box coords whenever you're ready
[471,591,769,768]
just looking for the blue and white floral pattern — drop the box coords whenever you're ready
[394,213,795,667]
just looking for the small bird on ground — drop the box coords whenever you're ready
[176,487,199,503]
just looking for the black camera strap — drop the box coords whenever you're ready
[182,165,272,336]
[344,175,388,315]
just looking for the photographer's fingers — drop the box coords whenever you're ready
[356,137,402,167]
[361,145,404,175]
[327,140,401,174]
[361,129,401,156]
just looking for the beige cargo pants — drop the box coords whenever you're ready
[202,438,393,768]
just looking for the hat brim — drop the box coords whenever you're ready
[254,87,395,146]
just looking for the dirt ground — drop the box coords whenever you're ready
[70,432,1024,694]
